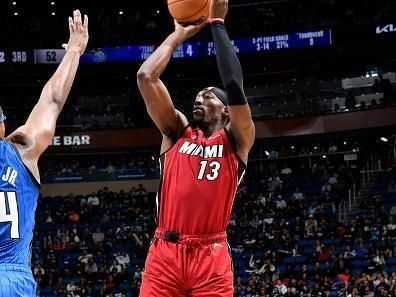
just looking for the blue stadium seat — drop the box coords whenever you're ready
[387,257,396,265]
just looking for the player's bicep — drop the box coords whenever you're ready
[137,76,188,138]
[13,99,59,158]
[228,104,255,151]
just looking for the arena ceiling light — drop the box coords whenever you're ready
[12,1,16,5]
[119,11,124,15]
[50,1,55,5]
[380,137,388,142]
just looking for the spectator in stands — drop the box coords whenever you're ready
[373,250,386,268]
[116,251,130,269]
[274,279,287,295]
[33,263,45,280]
[66,280,79,297]
[291,187,305,202]
[355,242,369,258]
[322,181,332,193]
[92,227,105,245]
[378,74,393,106]
[280,164,292,175]
[373,78,380,93]
[135,183,147,195]
[60,164,73,175]
[109,259,123,274]
[328,142,338,153]
[275,195,287,210]
[87,192,100,207]
[105,161,116,174]
[345,92,357,110]
[78,250,93,264]
[308,201,320,216]
[305,215,318,237]
[328,173,338,185]
[344,245,357,260]
[268,175,283,192]
[84,258,98,273]
[269,148,279,159]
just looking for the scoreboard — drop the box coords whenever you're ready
[0,50,33,63]
[0,29,332,65]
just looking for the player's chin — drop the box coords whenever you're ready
[192,113,204,122]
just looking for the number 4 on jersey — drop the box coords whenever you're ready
[0,191,19,239]
[197,160,221,181]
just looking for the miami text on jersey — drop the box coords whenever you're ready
[178,141,224,158]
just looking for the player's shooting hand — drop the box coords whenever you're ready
[210,0,229,20]
[174,19,208,42]
[62,10,89,56]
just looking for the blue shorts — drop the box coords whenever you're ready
[0,264,36,297]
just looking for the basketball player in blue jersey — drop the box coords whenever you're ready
[0,10,88,297]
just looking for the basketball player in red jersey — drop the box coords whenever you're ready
[137,0,255,295]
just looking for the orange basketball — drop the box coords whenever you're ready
[168,0,211,24]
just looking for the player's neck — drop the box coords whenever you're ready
[197,122,224,138]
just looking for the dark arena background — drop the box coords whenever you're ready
[2,0,396,296]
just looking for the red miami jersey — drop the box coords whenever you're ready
[157,126,246,235]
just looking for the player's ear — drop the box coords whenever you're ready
[222,106,229,121]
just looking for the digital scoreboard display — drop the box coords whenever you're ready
[2,29,332,65]
[0,50,33,64]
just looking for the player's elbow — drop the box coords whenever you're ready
[223,75,242,92]
[137,68,158,84]
[41,84,63,111]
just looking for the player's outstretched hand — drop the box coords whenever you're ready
[174,19,207,42]
[62,10,89,56]
[210,0,229,20]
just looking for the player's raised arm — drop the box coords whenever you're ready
[8,10,89,160]
[137,20,206,143]
[209,0,255,164]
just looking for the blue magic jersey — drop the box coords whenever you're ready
[0,141,39,266]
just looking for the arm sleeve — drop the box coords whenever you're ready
[210,21,247,105]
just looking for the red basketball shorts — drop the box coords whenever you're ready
[139,228,234,297]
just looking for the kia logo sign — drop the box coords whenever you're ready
[376,24,396,34]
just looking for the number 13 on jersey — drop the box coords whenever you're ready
[197,160,221,181]
[0,191,19,239]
